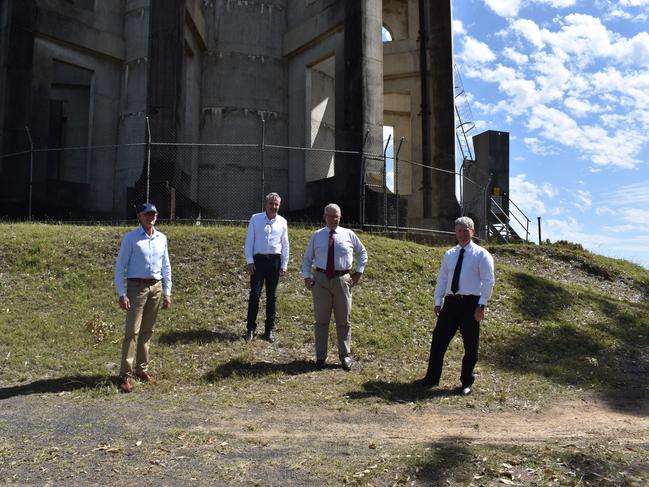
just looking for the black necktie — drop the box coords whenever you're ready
[451,248,465,294]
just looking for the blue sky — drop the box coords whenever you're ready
[452,0,649,268]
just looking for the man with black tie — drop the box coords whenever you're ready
[418,216,495,395]
[302,203,368,371]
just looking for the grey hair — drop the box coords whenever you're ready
[455,216,475,230]
[324,203,341,215]
[265,192,281,202]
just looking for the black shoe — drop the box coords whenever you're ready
[314,359,325,371]
[459,385,472,396]
[341,356,353,371]
[244,330,255,342]
[263,330,275,343]
[415,378,438,388]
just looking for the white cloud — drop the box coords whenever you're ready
[603,181,649,206]
[453,20,465,35]
[509,173,553,215]
[524,137,558,156]
[622,207,649,225]
[542,182,558,198]
[574,190,592,211]
[595,207,616,216]
[564,97,601,117]
[503,47,528,64]
[460,36,497,65]
[620,0,649,5]
[484,0,522,18]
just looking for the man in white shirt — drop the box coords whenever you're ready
[302,204,368,371]
[244,192,290,343]
[115,202,172,393]
[418,216,495,395]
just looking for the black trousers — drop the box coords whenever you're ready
[246,254,281,332]
[425,295,480,387]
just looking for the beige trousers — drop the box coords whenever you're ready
[119,280,162,376]
[312,271,352,361]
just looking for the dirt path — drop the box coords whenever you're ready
[1,392,647,485]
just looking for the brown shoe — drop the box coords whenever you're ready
[118,376,133,393]
[136,371,157,384]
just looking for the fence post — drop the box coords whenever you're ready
[260,114,266,208]
[537,216,542,245]
[395,137,404,229]
[360,129,370,227]
[25,126,34,220]
[482,172,492,240]
[383,133,391,230]
[145,116,151,203]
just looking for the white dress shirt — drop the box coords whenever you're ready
[115,226,172,297]
[302,226,368,277]
[434,241,494,306]
[244,211,290,270]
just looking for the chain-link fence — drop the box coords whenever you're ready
[1,119,501,239]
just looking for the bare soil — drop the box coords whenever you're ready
[1,389,647,486]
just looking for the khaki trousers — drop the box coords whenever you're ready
[312,271,352,361]
[119,280,162,377]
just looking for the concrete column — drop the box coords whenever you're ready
[427,0,458,229]
[0,0,36,217]
[336,0,383,224]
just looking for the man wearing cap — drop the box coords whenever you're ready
[244,192,290,343]
[115,203,172,393]
[418,216,494,395]
[302,203,367,371]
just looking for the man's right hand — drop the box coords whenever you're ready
[304,278,314,290]
[434,305,441,316]
[246,264,255,275]
[119,296,131,310]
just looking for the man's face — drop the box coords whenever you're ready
[265,198,281,218]
[455,223,473,246]
[324,208,341,229]
[138,211,158,227]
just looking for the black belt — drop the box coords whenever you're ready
[254,253,280,259]
[128,278,160,285]
[316,268,350,276]
[445,294,479,300]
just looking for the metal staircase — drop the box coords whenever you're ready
[487,195,531,243]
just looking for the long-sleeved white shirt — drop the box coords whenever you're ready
[115,226,172,297]
[434,241,494,306]
[244,212,290,270]
[302,226,368,277]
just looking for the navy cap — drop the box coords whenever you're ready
[136,202,158,214]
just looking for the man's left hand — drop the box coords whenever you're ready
[163,295,172,309]
[351,272,362,287]
[280,268,287,276]
[474,306,485,322]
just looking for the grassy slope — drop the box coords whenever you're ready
[0,223,647,484]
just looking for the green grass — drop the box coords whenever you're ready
[0,223,647,485]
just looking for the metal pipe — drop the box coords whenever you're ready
[25,126,34,220]
[395,137,404,229]
[418,0,432,218]
[145,117,151,203]
[260,114,266,208]
[383,133,392,229]
[538,217,542,245]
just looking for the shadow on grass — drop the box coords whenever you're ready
[403,437,473,484]
[510,272,572,320]
[158,328,241,345]
[0,375,111,400]
[345,380,459,403]
[490,272,648,414]
[204,359,314,381]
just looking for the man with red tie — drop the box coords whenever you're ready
[302,204,368,371]
[418,216,495,395]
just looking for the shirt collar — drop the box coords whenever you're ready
[457,240,473,250]
[138,226,157,238]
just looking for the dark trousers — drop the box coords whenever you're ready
[246,254,281,332]
[425,295,481,387]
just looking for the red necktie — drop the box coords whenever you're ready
[326,230,335,279]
